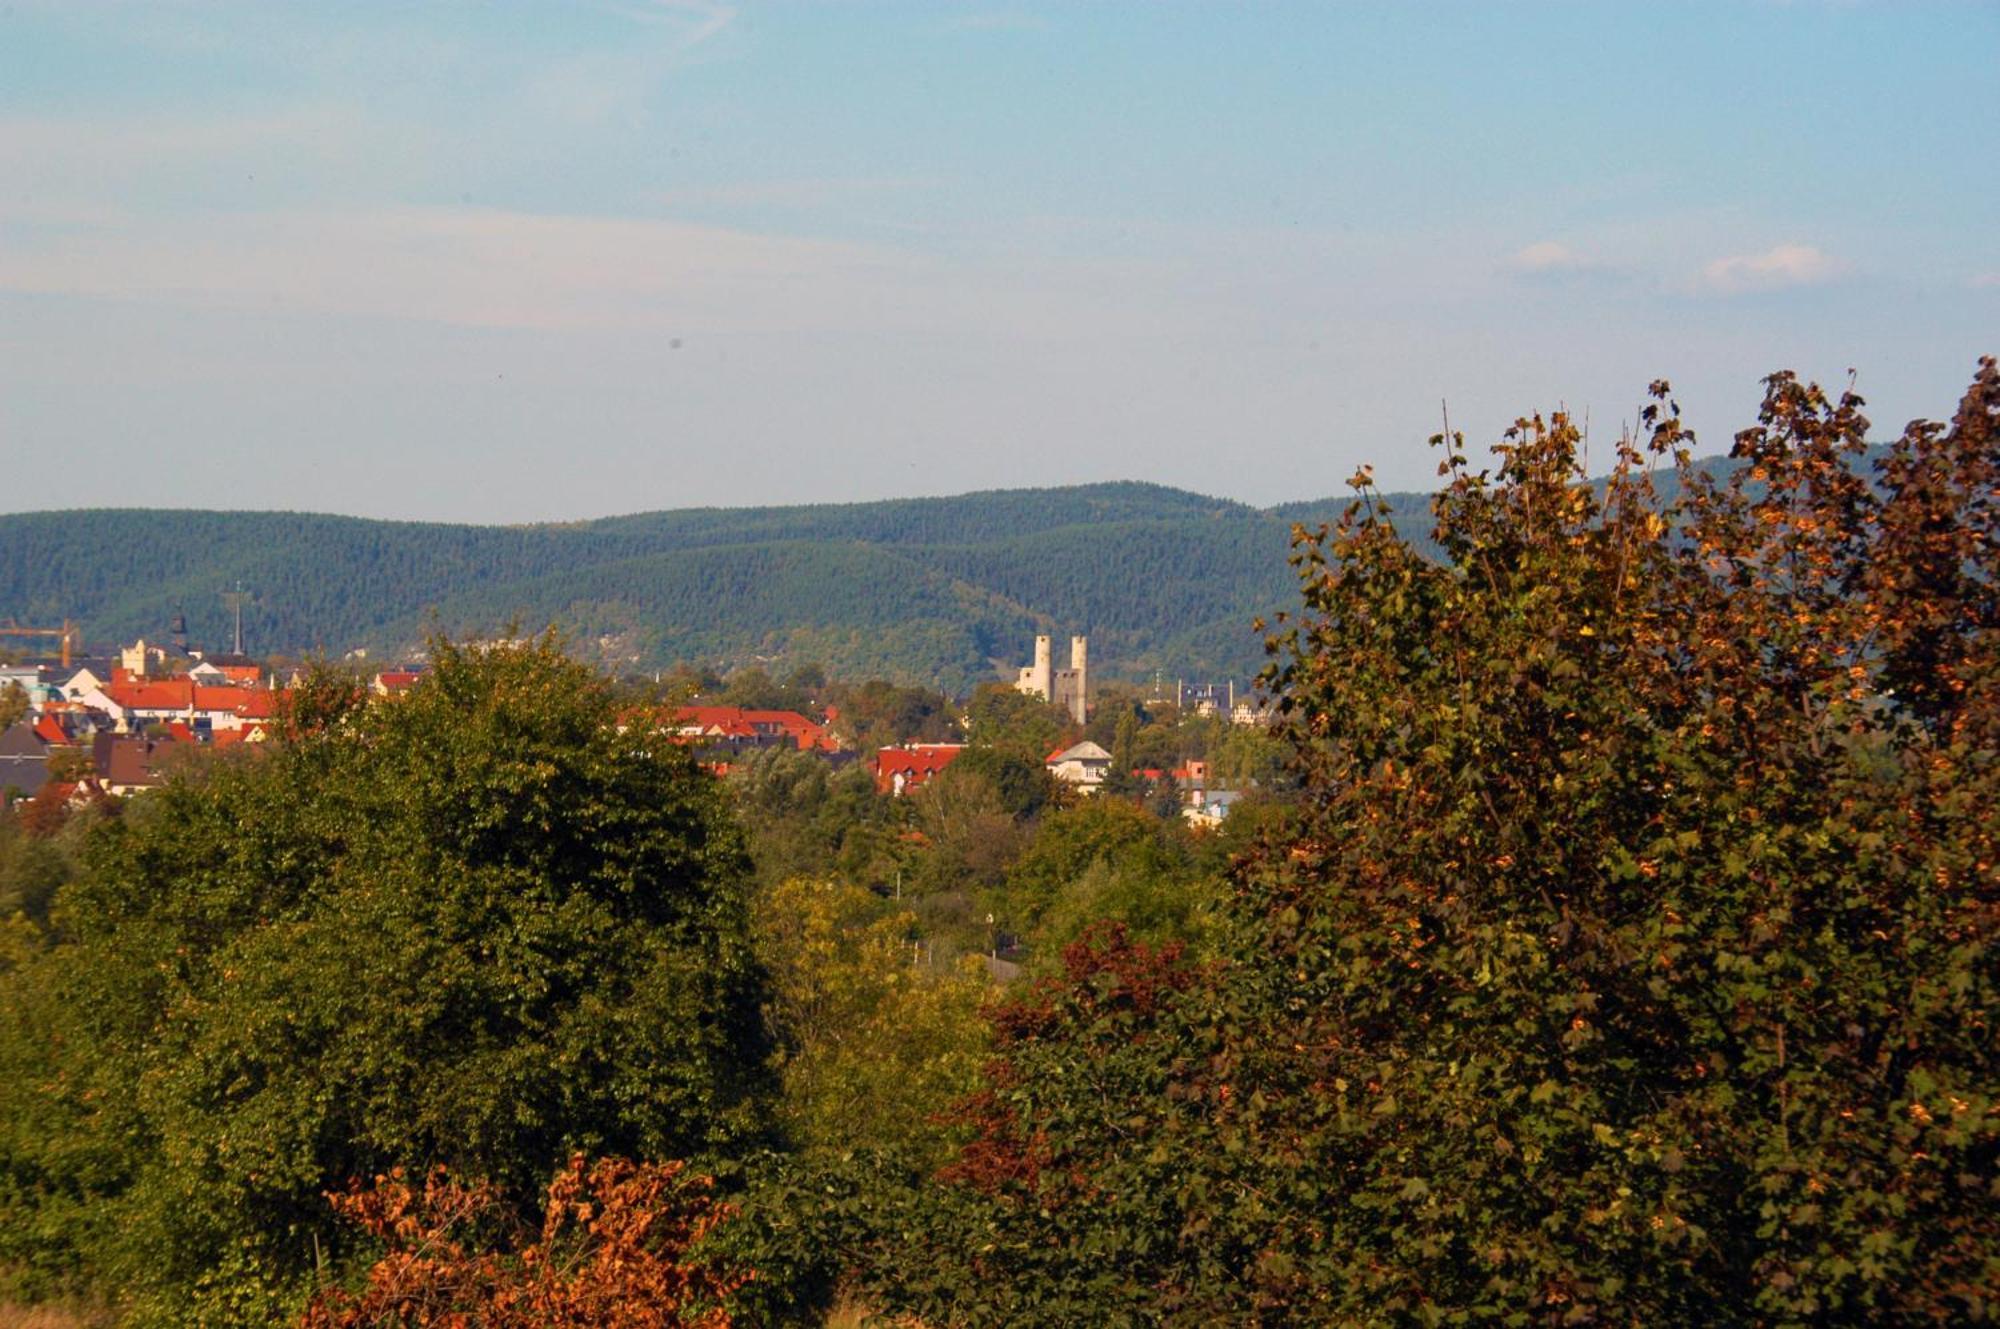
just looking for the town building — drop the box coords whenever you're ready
[1045,739,1112,792]
[671,705,837,753]
[1015,634,1089,723]
[0,721,55,800]
[875,743,964,795]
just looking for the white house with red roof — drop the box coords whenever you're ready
[73,678,279,738]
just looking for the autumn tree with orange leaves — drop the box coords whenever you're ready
[862,361,2000,1326]
[301,1155,749,1329]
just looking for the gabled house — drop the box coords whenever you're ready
[91,732,193,795]
[1046,740,1113,792]
[0,721,55,799]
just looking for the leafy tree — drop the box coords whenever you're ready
[964,683,1068,760]
[867,362,2000,1325]
[726,745,859,885]
[905,760,1029,900]
[950,745,1063,822]
[0,635,772,1325]
[0,680,27,730]
[753,877,987,1160]
[995,797,1214,956]
[717,666,810,712]
[823,678,957,750]
[1204,721,1289,790]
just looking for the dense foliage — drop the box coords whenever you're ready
[752,877,988,1160]
[862,362,2000,1325]
[0,638,771,1325]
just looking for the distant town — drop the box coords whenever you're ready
[1,618,1272,827]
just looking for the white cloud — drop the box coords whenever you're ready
[1506,241,1600,276]
[1699,243,1848,294]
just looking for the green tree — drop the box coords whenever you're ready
[866,362,2000,1325]
[753,877,987,1161]
[995,796,1214,956]
[0,635,772,1325]
[963,683,1068,760]
[0,680,27,731]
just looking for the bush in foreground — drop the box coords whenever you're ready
[301,1155,746,1328]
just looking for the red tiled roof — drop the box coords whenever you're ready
[99,680,279,720]
[671,706,832,751]
[33,715,68,745]
[198,686,277,719]
[874,743,963,793]
[101,680,197,711]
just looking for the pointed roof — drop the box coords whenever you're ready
[1047,740,1112,765]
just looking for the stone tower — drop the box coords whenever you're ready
[1067,635,1088,724]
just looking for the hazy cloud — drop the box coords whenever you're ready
[1972,272,2000,289]
[1699,243,1848,294]
[0,203,1184,341]
[1507,241,1603,277]
[589,0,737,47]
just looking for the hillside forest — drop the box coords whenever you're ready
[0,481,1447,694]
[0,360,1995,1326]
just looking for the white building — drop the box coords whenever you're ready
[1015,634,1089,724]
[1045,740,1112,792]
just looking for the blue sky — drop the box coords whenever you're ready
[2,2,1994,521]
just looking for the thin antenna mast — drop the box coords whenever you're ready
[221,583,251,656]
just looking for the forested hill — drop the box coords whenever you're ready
[0,480,1472,691]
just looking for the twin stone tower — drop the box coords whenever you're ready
[1014,633,1089,725]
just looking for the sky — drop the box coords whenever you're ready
[1,1,1994,523]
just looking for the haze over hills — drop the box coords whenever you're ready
[0,482,1444,690]
[5,462,1776,692]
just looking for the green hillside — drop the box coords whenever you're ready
[0,480,1452,690]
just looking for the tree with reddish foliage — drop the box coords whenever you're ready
[863,361,2000,1326]
[301,1155,750,1328]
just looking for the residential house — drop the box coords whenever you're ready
[672,706,836,753]
[1046,740,1113,792]
[0,721,55,800]
[875,743,964,795]
[1183,785,1246,829]
[91,732,193,795]
[373,669,424,697]
[74,678,279,739]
